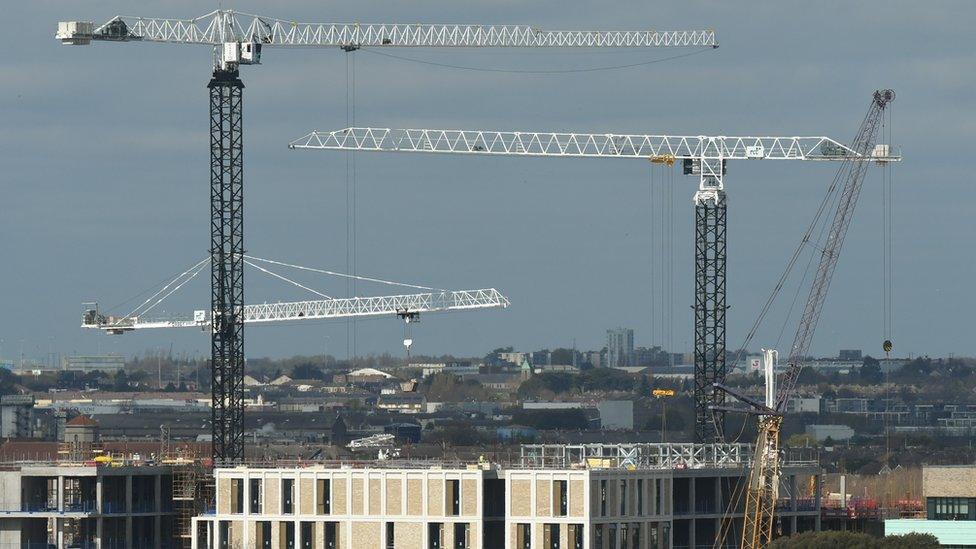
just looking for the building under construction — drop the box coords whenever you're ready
[193,443,820,549]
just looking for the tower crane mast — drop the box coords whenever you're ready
[290,124,899,443]
[56,9,712,464]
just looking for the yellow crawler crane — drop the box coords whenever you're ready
[716,89,896,549]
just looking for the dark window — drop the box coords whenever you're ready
[453,523,469,549]
[324,522,338,549]
[594,524,603,549]
[282,479,294,514]
[569,524,583,549]
[631,523,640,549]
[655,479,662,514]
[257,521,271,549]
[600,480,608,516]
[283,521,295,549]
[386,522,396,549]
[317,479,331,514]
[250,479,263,513]
[620,480,628,515]
[554,480,568,516]
[544,524,560,549]
[428,522,443,549]
[637,479,644,515]
[447,479,460,516]
[218,521,229,549]
[301,522,313,549]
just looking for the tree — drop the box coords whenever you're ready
[860,356,883,384]
[768,531,938,549]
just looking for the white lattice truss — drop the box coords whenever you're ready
[519,443,757,470]
[83,289,509,333]
[63,10,717,48]
[290,127,894,162]
[291,127,900,205]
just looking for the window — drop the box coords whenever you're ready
[619,523,628,549]
[428,522,443,549]
[630,523,641,549]
[554,480,568,516]
[928,497,975,520]
[230,478,244,514]
[568,524,583,549]
[600,480,608,516]
[281,521,295,549]
[282,479,294,514]
[317,479,331,514]
[256,521,271,549]
[386,522,396,549]
[447,479,460,516]
[218,521,229,549]
[620,480,628,516]
[637,479,644,515]
[250,479,263,514]
[453,523,470,549]
[324,522,338,549]
[516,523,531,549]
[300,522,313,549]
[655,479,662,515]
[594,524,603,549]
[543,524,560,549]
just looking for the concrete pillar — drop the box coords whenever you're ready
[58,476,65,512]
[96,476,103,513]
[96,517,103,549]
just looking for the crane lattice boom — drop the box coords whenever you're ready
[57,10,716,48]
[290,127,897,163]
[83,289,509,334]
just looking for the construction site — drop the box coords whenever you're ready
[7,2,964,548]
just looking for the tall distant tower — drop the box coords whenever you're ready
[606,328,635,368]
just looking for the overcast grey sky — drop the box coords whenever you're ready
[2,1,973,362]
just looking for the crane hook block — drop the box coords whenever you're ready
[883,340,893,353]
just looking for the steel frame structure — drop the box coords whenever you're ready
[58,10,701,464]
[519,443,755,470]
[208,68,246,464]
[291,125,899,442]
[694,197,728,442]
[57,10,717,48]
[81,289,509,332]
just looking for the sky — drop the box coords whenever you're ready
[2,1,973,363]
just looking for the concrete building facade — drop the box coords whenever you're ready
[193,443,821,549]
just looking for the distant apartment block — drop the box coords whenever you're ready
[606,328,635,368]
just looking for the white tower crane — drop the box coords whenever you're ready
[288,124,899,442]
[55,8,715,463]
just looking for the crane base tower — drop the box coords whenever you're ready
[694,194,728,443]
[208,68,246,464]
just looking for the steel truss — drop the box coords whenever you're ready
[209,68,245,465]
[82,289,510,332]
[58,10,716,48]
[694,195,728,443]
[519,443,753,470]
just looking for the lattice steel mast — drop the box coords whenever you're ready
[291,127,899,442]
[57,10,709,463]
